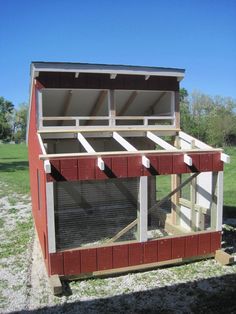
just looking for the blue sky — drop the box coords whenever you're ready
[0,0,235,106]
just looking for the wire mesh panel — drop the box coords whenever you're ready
[54,178,139,250]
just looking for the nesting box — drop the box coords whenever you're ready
[27,62,229,279]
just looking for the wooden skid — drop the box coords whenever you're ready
[49,231,221,276]
[49,275,62,295]
[215,250,235,266]
[46,152,223,182]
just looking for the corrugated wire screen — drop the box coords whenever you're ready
[54,178,139,250]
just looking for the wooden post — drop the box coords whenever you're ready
[46,182,56,253]
[138,176,148,242]
[108,89,115,126]
[171,135,180,225]
[190,177,197,231]
[216,171,223,231]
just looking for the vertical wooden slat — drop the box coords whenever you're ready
[143,241,158,263]
[97,247,113,270]
[172,237,185,259]
[158,238,172,261]
[80,249,97,273]
[113,244,129,268]
[64,251,81,276]
[129,243,143,266]
[49,253,64,276]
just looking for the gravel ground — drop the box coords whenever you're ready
[0,182,236,314]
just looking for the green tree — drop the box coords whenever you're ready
[13,103,28,143]
[0,97,14,142]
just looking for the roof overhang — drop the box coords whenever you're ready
[31,62,185,81]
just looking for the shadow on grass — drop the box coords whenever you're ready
[15,273,236,314]
[0,161,29,172]
[223,205,236,219]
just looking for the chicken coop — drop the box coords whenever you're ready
[27,62,229,281]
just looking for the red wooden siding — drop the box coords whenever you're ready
[49,231,221,276]
[28,82,50,273]
[46,152,223,183]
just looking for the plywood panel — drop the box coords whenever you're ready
[212,153,223,171]
[158,238,172,261]
[172,154,187,174]
[172,237,186,259]
[49,253,64,275]
[143,241,158,263]
[199,153,213,172]
[211,231,222,252]
[198,233,211,255]
[112,156,128,177]
[80,249,97,273]
[97,247,113,270]
[78,157,96,180]
[159,155,173,174]
[113,245,129,268]
[129,243,143,266]
[128,156,142,177]
[64,250,81,275]
[185,235,198,258]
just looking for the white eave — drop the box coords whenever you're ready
[31,62,185,81]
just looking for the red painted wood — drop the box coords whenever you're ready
[49,253,64,276]
[173,154,187,174]
[185,235,198,258]
[64,250,81,276]
[212,153,223,171]
[128,156,142,177]
[158,238,172,261]
[78,158,96,180]
[159,155,173,174]
[198,233,211,255]
[143,156,159,176]
[96,157,112,179]
[187,153,200,172]
[61,168,78,180]
[112,156,128,177]
[97,247,113,270]
[211,231,222,252]
[28,82,50,273]
[143,241,158,263]
[60,159,78,180]
[60,159,77,169]
[199,153,213,171]
[172,237,186,259]
[129,243,143,266]
[113,245,129,268]
[80,249,97,273]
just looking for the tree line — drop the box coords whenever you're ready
[0,97,28,143]
[180,89,236,147]
[0,90,236,146]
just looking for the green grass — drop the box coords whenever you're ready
[0,144,29,194]
[223,146,236,207]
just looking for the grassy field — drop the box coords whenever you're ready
[0,144,29,195]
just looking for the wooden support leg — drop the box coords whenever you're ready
[49,275,63,295]
[190,177,197,231]
[137,176,148,242]
[215,250,234,266]
[171,174,181,225]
